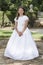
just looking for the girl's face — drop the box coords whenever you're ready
[18,8,24,15]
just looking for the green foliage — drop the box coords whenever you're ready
[32,0,43,11]
[0,0,9,11]
[40,1,43,11]
[0,0,43,12]
[0,0,43,27]
[6,11,16,22]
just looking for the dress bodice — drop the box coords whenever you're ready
[14,15,29,32]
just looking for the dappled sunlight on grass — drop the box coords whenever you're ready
[32,33,43,39]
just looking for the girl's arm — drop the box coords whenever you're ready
[15,22,19,34]
[22,20,29,33]
[14,17,19,33]
[14,17,22,36]
[15,22,22,36]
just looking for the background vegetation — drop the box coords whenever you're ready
[0,0,43,27]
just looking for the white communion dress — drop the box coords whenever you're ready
[4,15,39,60]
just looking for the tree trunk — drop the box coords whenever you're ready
[2,11,5,27]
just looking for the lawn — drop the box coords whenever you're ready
[0,30,12,39]
[0,29,43,40]
[32,32,43,40]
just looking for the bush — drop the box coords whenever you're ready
[41,36,43,40]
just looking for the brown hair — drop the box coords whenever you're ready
[16,6,25,20]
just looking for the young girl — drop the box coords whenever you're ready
[4,6,39,60]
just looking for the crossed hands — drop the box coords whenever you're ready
[18,32,23,36]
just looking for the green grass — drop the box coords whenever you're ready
[0,29,43,40]
[0,30,13,39]
[32,33,43,39]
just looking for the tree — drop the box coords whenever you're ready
[32,0,43,10]
[1,0,42,28]
[40,1,43,11]
[0,0,10,27]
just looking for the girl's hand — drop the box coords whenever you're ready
[18,32,23,36]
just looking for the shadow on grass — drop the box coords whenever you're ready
[3,32,12,34]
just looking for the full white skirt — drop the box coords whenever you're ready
[4,28,39,60]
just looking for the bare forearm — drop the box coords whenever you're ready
[15,26,19,33]
[22,25,27,33]
[16,28,19,33]
[22,21,28,33]
[15,22,19,33]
